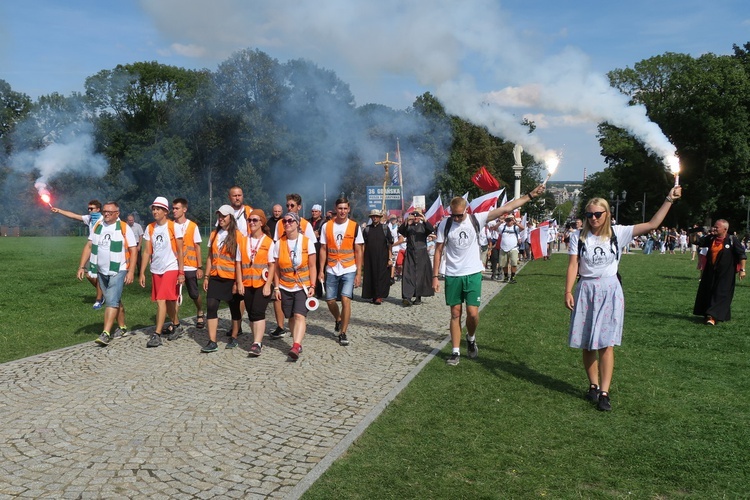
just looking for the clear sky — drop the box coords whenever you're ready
[2,1,749,181]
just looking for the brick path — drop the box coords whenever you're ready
[0,270,517,499]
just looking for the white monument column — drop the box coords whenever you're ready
[512,144,524,200]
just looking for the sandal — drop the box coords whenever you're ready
[196,313,205,329]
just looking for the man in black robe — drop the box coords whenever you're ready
[397,210,435,306]
[362,209,393,304]
[693,219,747,325]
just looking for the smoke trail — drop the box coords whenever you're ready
[10,122,108,196]
[141,0,676,166]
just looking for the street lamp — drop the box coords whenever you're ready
[634,193,646,223]
[609,190,627,223]
[740,195,750,234]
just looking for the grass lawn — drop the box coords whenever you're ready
[0,237,204,362]
[303,251,750,498]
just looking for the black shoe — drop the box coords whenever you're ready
[165,323,182,341]
[334,320,341,332]
[597,392,612,411]
[402,299,412,307]
[338,333,349,346]
[509,277,517,284]
[269,326,287,339]
[585,384,600,403]
[446,353,460,366]
[412,298,422,305]
[201,340,219,353]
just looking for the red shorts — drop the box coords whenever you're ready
[152,270,179,301]
[396,249,405,266]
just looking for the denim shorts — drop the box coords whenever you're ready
[324,271,355,301]
[98,270,127,308]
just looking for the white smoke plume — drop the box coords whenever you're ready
[141,0,677,166]
[10,122,108,196]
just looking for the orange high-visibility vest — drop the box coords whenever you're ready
[209,229,242,279]
[240,234,272,288]
[277,235,311,289]
[181,220,200,268]
[325,219,357,268]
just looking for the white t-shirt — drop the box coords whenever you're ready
[176,220,202,271]
[435,212,489,277]
[88,221,136,276]
[319,220,365,276]
[498,223,521,252]
[271,236,317,291]
[568,225,634,279]
[144,222,185,274]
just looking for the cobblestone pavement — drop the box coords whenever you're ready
[0,270,519,499]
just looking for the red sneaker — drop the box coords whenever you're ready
[288,344,302,360]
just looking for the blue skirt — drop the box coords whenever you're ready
[568,275,625,350]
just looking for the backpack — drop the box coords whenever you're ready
[443,213,481,241]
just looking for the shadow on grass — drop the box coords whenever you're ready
[478,350,581,398]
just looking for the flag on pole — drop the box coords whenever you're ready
[425,195,445,226]
[468,188,505,214]
[530,220,550,258]
[471,166,500,192]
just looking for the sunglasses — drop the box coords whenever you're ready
[282,219,296,224]
[248,218,262,223]
[87,207,96,211]
[286,204,296,208]
[585,211,606,219]
[451,213,466,219]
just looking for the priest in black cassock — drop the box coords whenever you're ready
[397,210,435,306]
[362,209,393,304]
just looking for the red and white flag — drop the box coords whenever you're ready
[530,220,550,258]
[468,188,505,214]
[425,195,445,226]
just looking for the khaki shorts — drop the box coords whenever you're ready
[499,248,519,267]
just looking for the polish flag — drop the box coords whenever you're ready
[468,188,505,214]
[425,195,445,226]
[530,220,550,258]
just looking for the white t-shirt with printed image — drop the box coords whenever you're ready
[435,211,489,277]
[88,221,136,276]
[568,225,634,279]
[144,222,185,274]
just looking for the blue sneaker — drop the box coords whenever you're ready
[93,299,105,310]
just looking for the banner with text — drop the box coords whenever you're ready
[366,185,402,209]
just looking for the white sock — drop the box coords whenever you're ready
[452,348,460,355]
[467,335,476,342]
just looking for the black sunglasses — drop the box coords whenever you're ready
[585,211,606,219]
[451,213,466,219]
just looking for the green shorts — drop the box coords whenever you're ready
[444,272,483,307]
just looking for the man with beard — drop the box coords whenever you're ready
[362,209,393,304]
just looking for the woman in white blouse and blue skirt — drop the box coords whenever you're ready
[565,185,682,411]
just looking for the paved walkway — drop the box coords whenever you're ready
[0,269,518,499]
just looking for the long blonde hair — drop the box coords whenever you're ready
[580,197,613,240]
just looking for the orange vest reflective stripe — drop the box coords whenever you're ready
[210,230,242,279]
[277,235,310,289]
[181,220,199,268]
[240,234,272,288]
[147,220,178,255]
[325,220,357,268]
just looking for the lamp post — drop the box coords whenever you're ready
[609,190,627,223]
[741,195,750,234]
[634,193,646,223]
